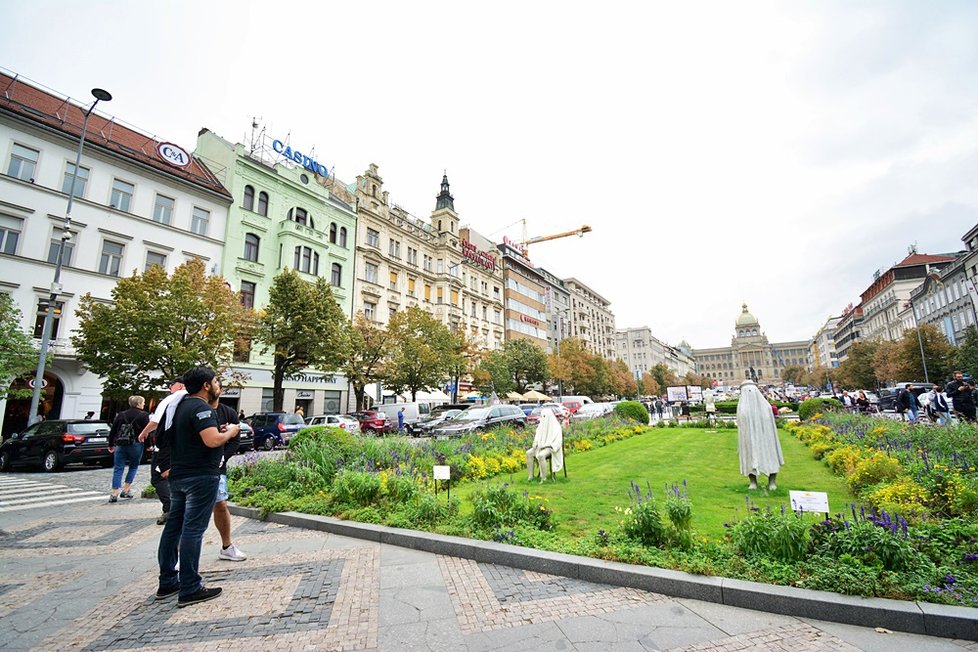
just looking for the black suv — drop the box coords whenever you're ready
[0,420,112,472]
[433,404,526,437]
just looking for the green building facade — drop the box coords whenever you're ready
[195,129,357,416]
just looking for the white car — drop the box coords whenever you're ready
[571,402,614,421]
[306,414,361,432]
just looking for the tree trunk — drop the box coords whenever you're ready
[272,364,286,412]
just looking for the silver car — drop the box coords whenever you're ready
[306,414,361,433]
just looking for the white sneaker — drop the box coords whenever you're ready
[219,544,247,561]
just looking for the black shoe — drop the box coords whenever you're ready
[120,490,134,499]
[177,586,222,608]
[108,495,118,503]
[155,585,179,600]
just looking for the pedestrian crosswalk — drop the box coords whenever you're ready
[0,477,105,513]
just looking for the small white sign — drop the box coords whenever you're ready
[158,142,191,168]
[666,386,688,402]
[789,490,830,514]
[433,465,451,480]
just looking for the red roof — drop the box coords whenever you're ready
[894,253,956,268]
[0,72,230,198]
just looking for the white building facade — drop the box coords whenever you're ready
[0,72,231,436]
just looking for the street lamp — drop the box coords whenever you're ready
[553,306,571,403]
[906,296,930,384]
[28,88,112,424]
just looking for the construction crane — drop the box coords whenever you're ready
[518,225,592,247]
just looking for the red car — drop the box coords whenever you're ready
[347,410,395,435]
[562,400,583,415]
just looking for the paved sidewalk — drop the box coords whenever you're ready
[0,498,975,651]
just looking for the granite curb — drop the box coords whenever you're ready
[228,504,978,641]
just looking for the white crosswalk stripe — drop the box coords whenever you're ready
[0,478,105,512]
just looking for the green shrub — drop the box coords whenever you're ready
[332,469,382,507]
[141,484,157,499]
[471,483,554,531]
[730,507,809,562]
[798,397,843,421]
[614,401,649,423]
[809,513,915,571]
[847,452,902,493]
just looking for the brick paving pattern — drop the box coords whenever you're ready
[438,554,668,634]
[0,515,156,557]
[42,549,380,651]
[664,623,861,651]
[0,571,84,617]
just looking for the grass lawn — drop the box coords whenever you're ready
[450,427,855,540]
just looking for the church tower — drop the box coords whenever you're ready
[431,173,458,235]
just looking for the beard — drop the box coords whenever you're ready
[207,384,221,403]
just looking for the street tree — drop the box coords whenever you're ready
[897,323,957,384]
[641,371,661,397]
[957,327,978,379]
[780,365,806,385]
[501,338,549,393]
[0,294,40,399]
[608,359,637,397]
[835,341,879,389]
[473,350,514,396]
[338,312,388,410]
[650,363,679,394]
[872,341,905,386]
[384,306,455,401]
[255,269,345,412]
[73,259,251,396]
[553,338,596,395]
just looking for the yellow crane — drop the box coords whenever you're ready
[517,225,592,247]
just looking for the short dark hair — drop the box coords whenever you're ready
[182,367,216,394]
[171,376,184,385]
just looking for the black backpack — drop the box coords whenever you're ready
[116,416,135,445]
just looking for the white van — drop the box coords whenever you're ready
[373,402,435,429]
[559,395,593,405]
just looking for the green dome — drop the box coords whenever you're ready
[736,303,758,327]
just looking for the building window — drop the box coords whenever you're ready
[7,143,39,181]
[366,229,380,248]
[389,239,401,259]
[145,251,167,271]
[240,280,256,308]
[365,262,379,284]
[288,207,312,227]
[470,301,477,317]
[339,227,347,247]
[110,178,134,212]
[257,191,269,216]
[99,240,124,276]
[294,246,317,274]
[364,301,376,321]
[437,288,444,304]
[33,299,64,339]
[437,258,444,273]
[408,277,416,296]
[329,222,337,243]
[423,255,433,272]
[47,227,74,265]
[61,162,89,196]
[451,289,459,306]
[233,337,252,362]
[153,194,175,225]
[191,207,210,235]
[243,185,254,211]
[389,271,398,290]
[243,233,260,261]
[331,263,342,287]
[424,284,431,301]
[0,216,21,255]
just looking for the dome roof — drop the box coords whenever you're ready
[736,303,759,327]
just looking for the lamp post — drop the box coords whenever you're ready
[28,88,112,425]
[906,297,930,384]
[553,306,570,403]
[447,262,462,403]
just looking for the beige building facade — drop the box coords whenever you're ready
[693,305,811,386]
[615,327,694,379]
[565,277,616,359]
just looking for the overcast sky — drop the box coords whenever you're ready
[3,1,976,348]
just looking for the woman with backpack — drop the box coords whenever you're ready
[108,395,150,503]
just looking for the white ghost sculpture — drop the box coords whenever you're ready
[526,409,564,482]
[736,379,784,490]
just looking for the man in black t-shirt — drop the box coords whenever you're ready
[156,367,239,608]
[946,371,977,423]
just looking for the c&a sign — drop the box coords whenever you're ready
[272,139,329,178]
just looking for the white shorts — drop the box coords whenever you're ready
[217,474,228,502]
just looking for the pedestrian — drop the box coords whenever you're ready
[841,391,853,411]
[138,376,186,525]
[156,366,239,607]
[295,406,304,417]
[655,398,664,420]
[108,395,150,503]
[927,385,951,425]
[210,395,248,562]
[398,407,406,432]
[238,409,246,421]
[945,371,976,423]
[898,384,920,423]
[855,390,871,413]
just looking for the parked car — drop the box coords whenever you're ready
[562,400,584,414]
[407,409,463,437]
[0,420,112,472]
[517,403,538,416]
[878,384,931,412]
[248,412,305,450]
[572,402,615,421]
[526,404,569,425]
[347,410,395,435]
[433,405,526,437]
[236,421,254,453]
[306,414,361,432]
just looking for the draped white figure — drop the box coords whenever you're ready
[736,379,784,490]
[526,409,563,481]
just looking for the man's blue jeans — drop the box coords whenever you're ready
[157,474,219,598]
[111,442,144,489]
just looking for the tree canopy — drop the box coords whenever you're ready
[72,259,250,396]
[384,306,456,401]
[256,269,345,412]
[337,312,388,410]
[501,338,549,393]
[0,294,40,399]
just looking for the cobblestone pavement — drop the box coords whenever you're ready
[0,493,974,651]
